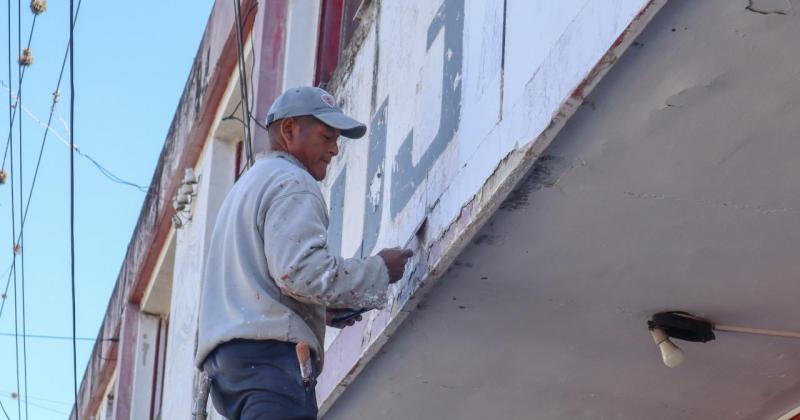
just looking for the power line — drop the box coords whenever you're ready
[0,84,149,192]
[0,399,9,420]
[1,393,74,414]
[0,5,37,171]
[17,1,31,417]
[69,0,79,418]
[6,1,23,419]
[232,0,253,169]
[0,395,68,417]
[0,263,11,314]
[0,87,149,192]
[0,389,73,408]
[0,0,85,328]
[0,332,118,342]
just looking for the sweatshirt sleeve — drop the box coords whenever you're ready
[263,190,391,309]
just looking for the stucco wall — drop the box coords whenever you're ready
[316,0,662,412]
[161,136,236,419]
[324,1,800,417]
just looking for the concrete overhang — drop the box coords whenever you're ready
[325,1,800,418]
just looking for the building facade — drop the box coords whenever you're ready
[75,0,800,419]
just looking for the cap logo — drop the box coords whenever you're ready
[320,93,337,108]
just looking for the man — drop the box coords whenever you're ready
[195,86,413,420]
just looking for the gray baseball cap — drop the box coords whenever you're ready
[266,86,367,139]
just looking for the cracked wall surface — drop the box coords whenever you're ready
[325,0,800,418]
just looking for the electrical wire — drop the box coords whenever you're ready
[0,0,85,328]
[0,332,118,342]
[245,1,257,121]
[17,2,31,417]
[0,395,68,417]
[6,1,22,419]
[232,0,253,168]
[0,399,8,420]
[0,389,73,408]
[54,105,149,192]
[0,263,11,314]
[0,84,149,193]
[0,269,12,321]
[69,0,79,416]
[0,8,37,171]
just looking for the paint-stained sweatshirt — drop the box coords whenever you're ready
[195,151,390,371]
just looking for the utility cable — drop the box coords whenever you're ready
[69,0,79,415]
[0,0,84,327]
[0,395,67,417]
[55,105,148,192]
[6,1,22,419]
[1,10,37,171]
[0,399,8,420]
[0,83,148,193]
[0,3,86,414]
[0,263,11,314]
[0,389,73,408]
[233,0,253,168]
[17,2,31,418]
[0,332,118,341]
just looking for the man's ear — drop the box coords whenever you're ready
[279,118,295,147]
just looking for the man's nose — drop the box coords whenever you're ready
[330,140,339,156]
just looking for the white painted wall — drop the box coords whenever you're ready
[90,371,116,420]
[160,137,236,420]
[282,0,322,90]
[328,0,649,256]
[128,313,159,420]
[317,0,657,409]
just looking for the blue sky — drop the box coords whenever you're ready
[0,1,214,418]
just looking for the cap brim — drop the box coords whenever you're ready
[314,111,367,139]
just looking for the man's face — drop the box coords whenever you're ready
[285,116,340,181]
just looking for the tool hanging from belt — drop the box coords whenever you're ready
[295,341,315,388]
[192,341,315,419]
[192,371,212,420]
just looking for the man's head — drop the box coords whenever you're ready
[265,87,366,180]
[268,116,339,180]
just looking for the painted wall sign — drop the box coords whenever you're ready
[316,0,661,411]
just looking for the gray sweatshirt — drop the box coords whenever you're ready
[195,151,390,371]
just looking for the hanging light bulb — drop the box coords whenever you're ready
[650,327,685,368]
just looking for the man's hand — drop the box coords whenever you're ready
[326,308,363,329]
[378,248,414,283]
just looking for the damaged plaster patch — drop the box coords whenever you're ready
[472,233,499,246]
[745,0,793,15]
[664,85,710,108]
[368,168,383,211]
[499,155,581,211]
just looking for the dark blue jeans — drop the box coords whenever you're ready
[203,339,318,420]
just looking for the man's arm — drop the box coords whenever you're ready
[264,191,399,309]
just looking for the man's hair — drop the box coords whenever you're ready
[267,115,319,145]
[267,120,282,145]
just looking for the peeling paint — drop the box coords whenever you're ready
[317,0,667,414]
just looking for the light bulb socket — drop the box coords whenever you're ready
[648,311,715,343]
